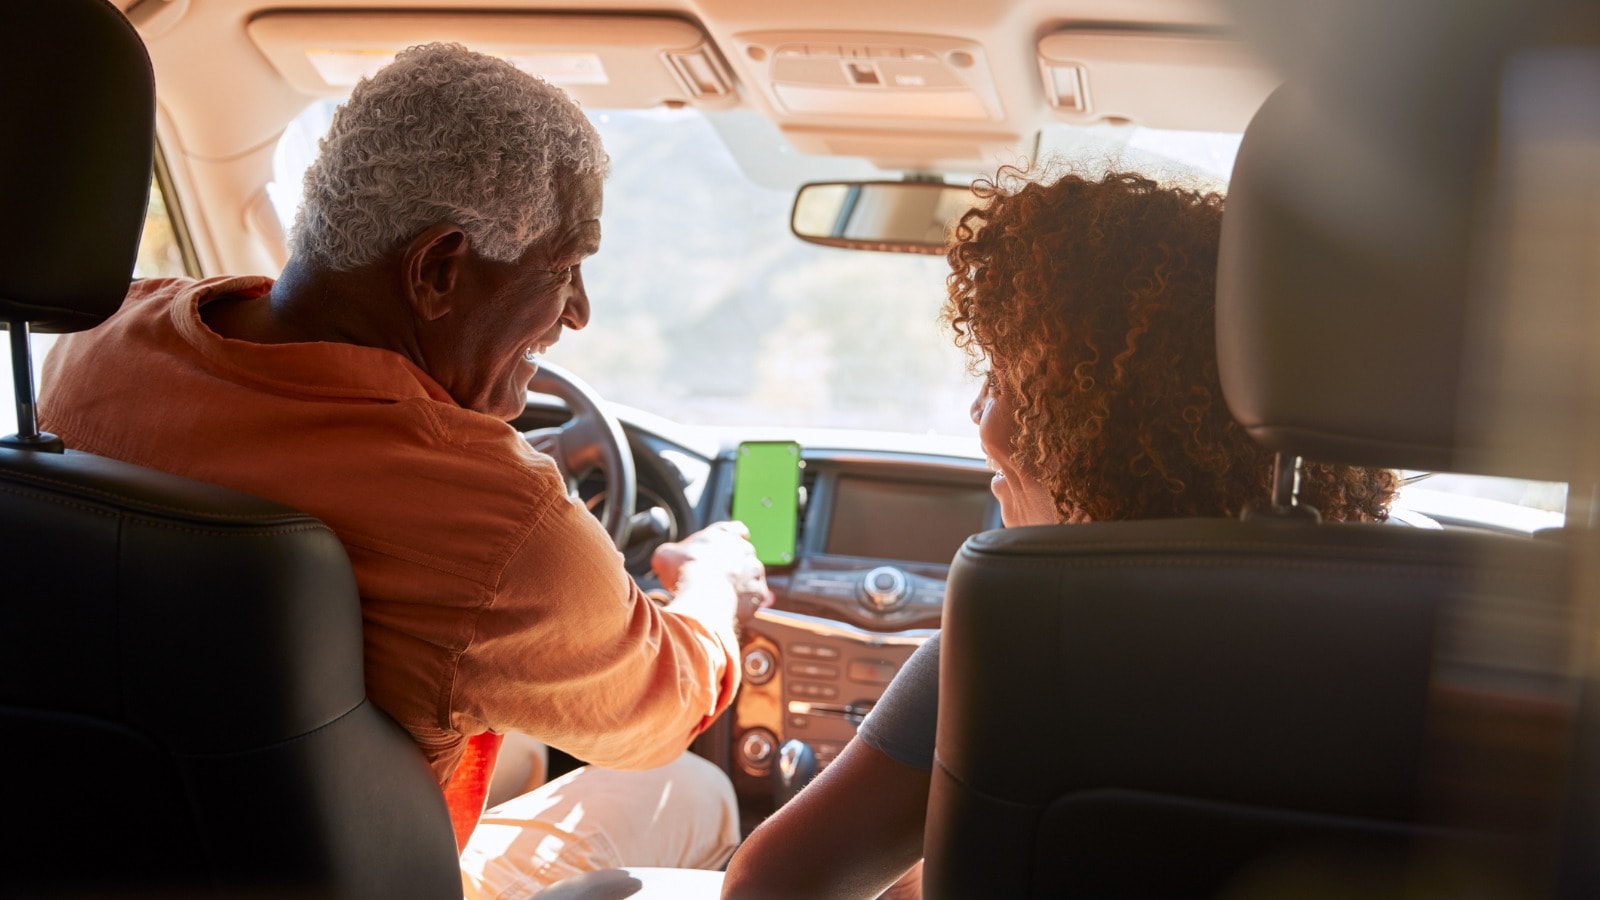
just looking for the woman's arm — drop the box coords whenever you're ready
[721,736,930,899]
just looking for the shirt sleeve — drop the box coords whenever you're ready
[856,631,940,771]
[452,476,738,772]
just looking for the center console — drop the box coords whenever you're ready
[720,450,998,803]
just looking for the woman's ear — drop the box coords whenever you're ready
[403,224,470,322]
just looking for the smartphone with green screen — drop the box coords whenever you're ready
[731,441,802,565]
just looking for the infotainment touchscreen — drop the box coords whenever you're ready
[823,475,993,565]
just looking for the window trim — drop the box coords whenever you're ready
[152,142,201,279]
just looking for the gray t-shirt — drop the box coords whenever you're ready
[855,632,941,770]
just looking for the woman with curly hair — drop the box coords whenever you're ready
[722,169,1398,900]
[951,168,1394,527]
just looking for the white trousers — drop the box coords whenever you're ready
[459,752,741,900]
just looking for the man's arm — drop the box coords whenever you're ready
[453,502,762,771]
[651,519,771,633]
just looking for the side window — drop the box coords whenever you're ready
[2,172,188,435]
[135,169,190,279]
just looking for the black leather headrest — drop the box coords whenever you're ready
[0,0,155,333]
[1215,80,1494,475]
[1215,0,1600,485]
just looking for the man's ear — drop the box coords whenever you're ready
[403,224,470,322]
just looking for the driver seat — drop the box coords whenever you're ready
[0,2,460,896]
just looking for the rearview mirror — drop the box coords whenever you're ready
[790,180,977,254]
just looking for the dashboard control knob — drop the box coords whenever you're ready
[743,647,776,685]
[861,565,909,612]
[739,728,777,774]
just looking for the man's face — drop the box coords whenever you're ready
[434,174,604,419]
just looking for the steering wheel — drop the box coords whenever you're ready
[522,360,637,549]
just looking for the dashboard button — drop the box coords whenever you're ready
[847,659,900,685]
[790,682,838,699]
[791,642,841,660]
[787,662,840,679]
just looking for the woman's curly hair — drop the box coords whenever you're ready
[944,168,1396,523]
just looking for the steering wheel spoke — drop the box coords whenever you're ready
[521,361,637,548]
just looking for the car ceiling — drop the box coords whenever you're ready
[107,0,1598,279]
[107,0,1282,275]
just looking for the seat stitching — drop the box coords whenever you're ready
[0,472,315,525]
[168,701,371,760]
[0,483,331,539]
[964,555,1478,578]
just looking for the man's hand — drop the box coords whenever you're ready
[652,521,772,626]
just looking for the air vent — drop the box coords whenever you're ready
[794,466,819,553]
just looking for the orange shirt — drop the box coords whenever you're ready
[40,276,737,835]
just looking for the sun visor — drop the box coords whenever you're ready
[246,11,736,109]
[1036,29,1278,132]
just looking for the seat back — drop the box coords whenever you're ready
[923,8,1598,895]
[0,3,460,896]
[927,519,1574,896]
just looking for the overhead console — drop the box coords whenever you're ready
[717,24,1277,171]
[731,30,1003,123]
[727,29,1020,171]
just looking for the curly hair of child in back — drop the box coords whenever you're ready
[943,167,1397,523]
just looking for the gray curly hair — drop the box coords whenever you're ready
[288,42,609,270]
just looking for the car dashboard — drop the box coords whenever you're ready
[514,396,997,813]
[708,447,997,806]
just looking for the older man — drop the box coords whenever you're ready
[40,43,755,893]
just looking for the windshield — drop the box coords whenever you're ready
[263,103,1573,527]
[0,102,1565,531]
[270,105,1252,437]
[551,108,971,434]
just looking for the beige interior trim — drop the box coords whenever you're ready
[1037,28,1280,132]
[246,11,738,110]
[244,189,289,272]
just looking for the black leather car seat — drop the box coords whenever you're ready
[0,2,460,897]
[922,48,1596,900]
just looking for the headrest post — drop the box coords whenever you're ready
[3,319,65,453]
[1270,452,1303,511]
